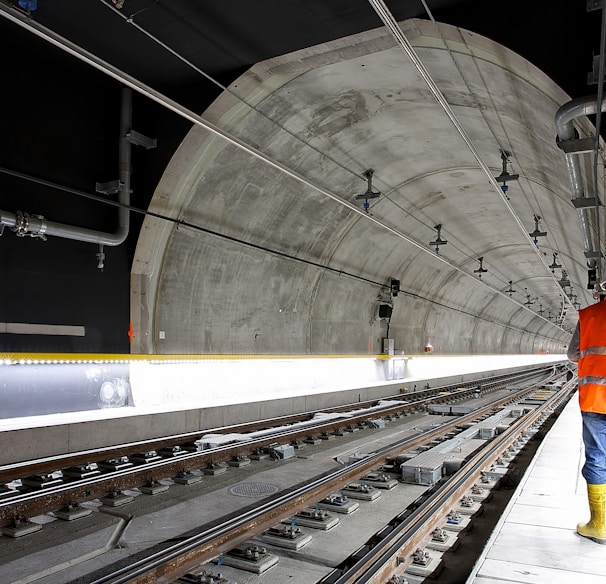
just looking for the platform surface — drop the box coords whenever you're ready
[468,395,605,584]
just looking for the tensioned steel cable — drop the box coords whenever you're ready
[98,0,462,247]
[102,0,560,305]
[98,0,371,184]
[101,0,533,302]
[416,2,575,312]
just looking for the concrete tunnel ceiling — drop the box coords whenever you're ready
[131,18,601,356]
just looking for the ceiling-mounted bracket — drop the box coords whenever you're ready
[588,52,606,85]
[96,179,123,195]
[572,196,602,208]
[494,149,519,191]
[474,256,488,278]
[529,214,547,245]
[355,168,381,213]
[556,135,596,154]
[549,252,562,272]
[95,127,156,198]
[494,149,519,200]
[126,129,157,150]
[429,223,447,254]
[390,278,400,297]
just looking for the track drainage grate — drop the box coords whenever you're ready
[229,482,279,498]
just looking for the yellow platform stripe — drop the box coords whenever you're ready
[0,352,398,364]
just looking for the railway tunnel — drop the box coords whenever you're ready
[1,1,605,582]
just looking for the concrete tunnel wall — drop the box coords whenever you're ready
[131,19,584,356]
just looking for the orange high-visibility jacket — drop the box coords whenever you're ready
[578,300,606,413]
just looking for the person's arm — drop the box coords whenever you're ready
[567,322,580,362]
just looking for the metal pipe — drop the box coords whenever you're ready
[116,86,132,244]
[555,95,606,269]
[0,87,132,246]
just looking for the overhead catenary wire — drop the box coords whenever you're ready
[409,0,582,313]
[99,0,479,255]
[106,0,522,298]
[430,36,580,308]
[0,3,468,271]
[100,0,572,328]
[99,0,370,184]
[100,0,559,302]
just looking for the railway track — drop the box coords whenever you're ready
[0,367,551,526]
[321,382,573,584]
[1,365,573,584]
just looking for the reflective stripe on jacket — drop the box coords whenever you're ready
[578,301,606,413]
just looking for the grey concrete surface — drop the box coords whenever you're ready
[1,410,454,584]
[132,18,589,356]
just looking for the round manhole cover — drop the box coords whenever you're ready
[229,482,279,498]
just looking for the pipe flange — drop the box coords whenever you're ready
[12,211,47,240]
[31,214,47,240]
[13,210,29,236]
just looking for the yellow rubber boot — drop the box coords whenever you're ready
[577,483,606,544]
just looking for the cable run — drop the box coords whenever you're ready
[366,0,576,315]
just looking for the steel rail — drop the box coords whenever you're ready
[0,392,491,523]
[324,382,574,583]
[0,368,556,524]
[80,379,569,584]
[0,366,547,485]
[0,367,550,483]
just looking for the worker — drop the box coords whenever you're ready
[567,289,606,544]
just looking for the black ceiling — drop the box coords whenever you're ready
[10,0,600,98]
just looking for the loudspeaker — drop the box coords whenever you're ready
[378,304,393,318]
[390,278,400,297]
[588,268,597,289]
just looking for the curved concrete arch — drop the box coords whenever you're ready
[132,18,591,355]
